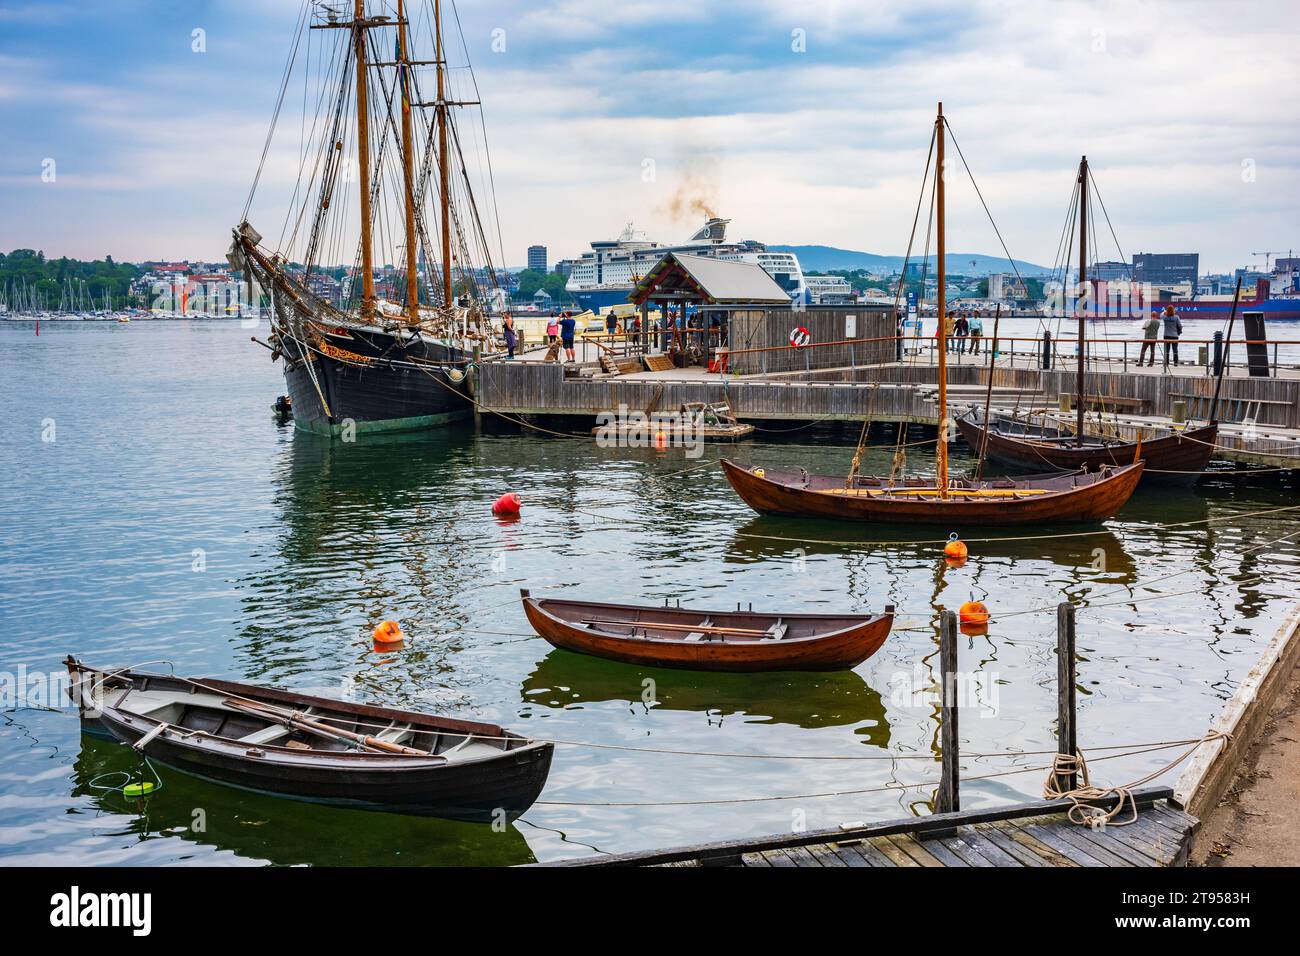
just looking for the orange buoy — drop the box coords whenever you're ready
[654,430,668,450]
[943,533,968,561]
[372,620,405,644]
[491,492,521,516]
[958,600,989,625]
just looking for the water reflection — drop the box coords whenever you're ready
[70,733,536,867]
[523,648,891,740]
[235,430,486,698]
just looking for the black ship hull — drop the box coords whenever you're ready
[279,323,474,436]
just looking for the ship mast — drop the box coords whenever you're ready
[353,0,376,320]
[1076,155,1088,445]
[397,0,420,325]
[935,102,948,497]
[435,0,453,313]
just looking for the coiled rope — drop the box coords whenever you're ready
[1043,730,1230,827]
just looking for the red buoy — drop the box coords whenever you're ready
[492,492,522,516]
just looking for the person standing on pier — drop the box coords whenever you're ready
[1161,304,1183,370]
[1139,310,1160,367]
[559,312,577,363]
[943,311,955,353]
[954,313,969,355]
[546,315,559,346]
[502,314,517,359]
[968,313,984,354]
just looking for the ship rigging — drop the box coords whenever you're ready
[229,0,505,435]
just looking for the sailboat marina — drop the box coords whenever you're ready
[6,0,1300,914]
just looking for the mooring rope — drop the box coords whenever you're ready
[731,501,1300,550]
[1043,730,1230,827]
[534,736,1218,808]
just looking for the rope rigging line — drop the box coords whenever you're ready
[534,734,1223,808]
[243,0,311,221]
[941,117,1045,340]
[129,668,1222,767]
[730,500,1300,550]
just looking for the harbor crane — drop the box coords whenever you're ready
[1251,250,1293,271]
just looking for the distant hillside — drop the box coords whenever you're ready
[772,244,1052,276]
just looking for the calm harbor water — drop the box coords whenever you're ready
[2,318,1299,866]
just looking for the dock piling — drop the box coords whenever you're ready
[1055,602,1079,793]
[938,608,960,814]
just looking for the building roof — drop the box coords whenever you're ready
[631,252,791,306]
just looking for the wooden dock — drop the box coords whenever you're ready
[535,606,1203,871]
[475,358,1300,467]
[537,787,1198,868]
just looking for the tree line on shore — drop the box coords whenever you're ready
[1,249,142,310]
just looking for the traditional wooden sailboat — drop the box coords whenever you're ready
[956,410,1215,484]
[520,591,893,672]
[722,105,1144,524]
[229,1,505,436]
[956,156,1218,485]
[65,657,552,822]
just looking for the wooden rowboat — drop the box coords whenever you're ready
[64,657,552,822]
[720,457,1144,525]
[957,410,1216,486]
[520,591,893,672]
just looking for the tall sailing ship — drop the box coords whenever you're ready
[229,0,503,436]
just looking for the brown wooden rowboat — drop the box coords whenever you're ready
[720,457,1144,525]
[957,411,1216,486]
[64,657,552,822]
[520,590,893,672]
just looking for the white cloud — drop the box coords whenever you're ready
[0,0,1296,271]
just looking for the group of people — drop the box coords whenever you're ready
[1138,304,1184,369]
[546,314,578,362]
[498,312,578,362]
[941,312,987,354]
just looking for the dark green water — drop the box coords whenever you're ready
[2,319,1298,865]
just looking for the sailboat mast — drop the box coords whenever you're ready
[435,0,453,311]
[935,102,948,497]
[353,0,376,319]
[397,0,420,324]
[1076,155,1088,444]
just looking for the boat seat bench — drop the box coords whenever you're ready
[373,721,416,744]
[684,618,713,642]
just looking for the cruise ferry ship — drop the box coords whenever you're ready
[565,218,807,310]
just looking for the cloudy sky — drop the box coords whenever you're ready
[1,0,1297,272]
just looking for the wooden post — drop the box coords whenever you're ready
[938,608,960,814]
[1056,602,1078,793]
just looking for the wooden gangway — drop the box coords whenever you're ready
[538,787,1197,868]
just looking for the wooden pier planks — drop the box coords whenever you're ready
[532,788,1198,868]
[640,806,1198,868]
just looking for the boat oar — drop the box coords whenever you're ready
[223,697,429,756]
[581,618,771,637]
